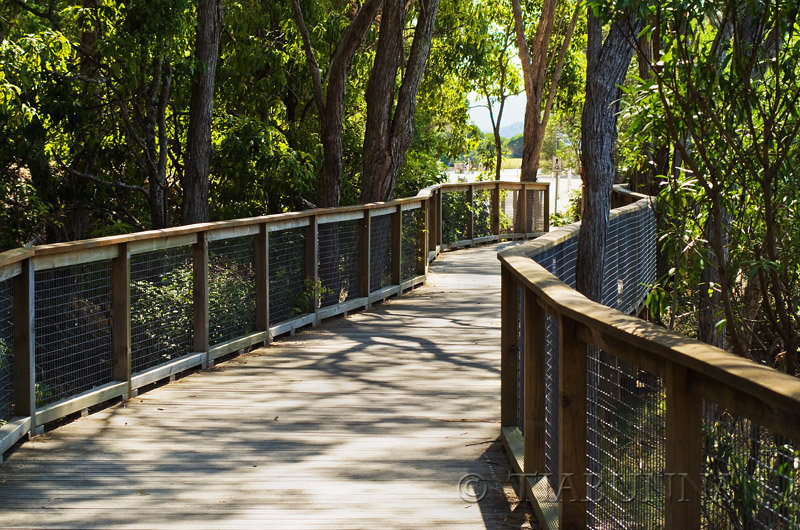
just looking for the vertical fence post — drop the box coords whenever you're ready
[193,232,210,367]
[111,243,131,398]
[543,184,550,233]
[255,223,270,342]
[519,184,528,237]
[558,316,587,528]
[665,364,702,529]
[359,210,371,303]
[467,184,474,243]
[524,289,546,475]
[392,205,402,286]
[427,195,436,255]
[305,215,319,325]
[492,182,501,236]
[417,202,428,277]
[437,189,443,248]
[500,265,519,428]
[13,258,36,435]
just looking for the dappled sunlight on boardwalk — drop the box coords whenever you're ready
[0,242,532,529]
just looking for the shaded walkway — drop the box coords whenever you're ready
[0,243,532,529]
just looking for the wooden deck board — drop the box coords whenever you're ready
[0,242,533,529]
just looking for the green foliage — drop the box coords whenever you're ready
[0,338,8,372]
[703,417,800,527]
[549,187,581,226]
[131,265,193,361]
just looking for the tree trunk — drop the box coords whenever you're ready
[292,0,383,207]
[361,0,440,203]
[511,0,578,183]
[182,0,222,225]
[575,9,640,302]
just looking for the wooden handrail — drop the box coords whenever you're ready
[0,181,546,266]
[0,179,550,457]
[497,189,800,529]
[499,253,800,441]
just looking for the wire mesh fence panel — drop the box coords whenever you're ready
[442,190,468,244]
[35,261,114,405]
[401,209,421,281]
[370,214,393,292]
[474,189,493,238]
[269,227,307,325]
[318,220,360,308]
[209,235,256,345]
[534,245,569,490]
[526,188,547,232]
[500,189,518,234]
[0,279,14,423]
[587,352,666,529]
[130,246,194,373]
[702,402,800,529]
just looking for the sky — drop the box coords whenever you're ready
[468,92,527,133]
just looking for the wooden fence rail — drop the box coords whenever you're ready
[498,189,800,529]
[0,181,548,459]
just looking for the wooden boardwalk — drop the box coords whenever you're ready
[0,243,532,529]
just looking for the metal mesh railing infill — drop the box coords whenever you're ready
[370,214,393,292]
[525,197,658,509]
[0,280,14,423]
[499,189,518,234]
[442,190,468,245]
[34,262,114,405]
[702,402,800,528]
[209,235,256,345]
[401,209,421,281]
[130,246,194,373]
[318,220,360,308]
[269,227,307,325]
[474,189,492,238]
[588,353,666,528]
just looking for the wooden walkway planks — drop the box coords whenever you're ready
[0,242,532,529]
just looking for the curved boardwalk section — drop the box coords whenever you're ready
[0,243,531,529]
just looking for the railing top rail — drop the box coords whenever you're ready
[0,180,545,269]
[498,218,800,444]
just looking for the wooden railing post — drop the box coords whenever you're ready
[427,196,436,253]
[111,243,131,398]
[558,316,587,528]
[12,258,36,435]
[359,210,371,300]
[500,265,519,428]
[193,232,210,367]
[519,184,528,237]
[492,182,501,236]
[524,288,546,475]
[437,189,443,248]
[467,184,474,242]
[305,215,319,324]
[392,205,402,285]
[255,223,270,340]
[543,184,550,233]
[665,364,702,529]
[417,202,428,276]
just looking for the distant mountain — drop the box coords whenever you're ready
[499,121,524,139]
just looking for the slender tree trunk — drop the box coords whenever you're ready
[511,0,579,183]
[575,9,640,302]
[361,0,440,203]
[182,0,222,225]
[293,0,383,207]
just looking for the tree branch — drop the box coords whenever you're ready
[291,0,326,117]
[55,154,149,196]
